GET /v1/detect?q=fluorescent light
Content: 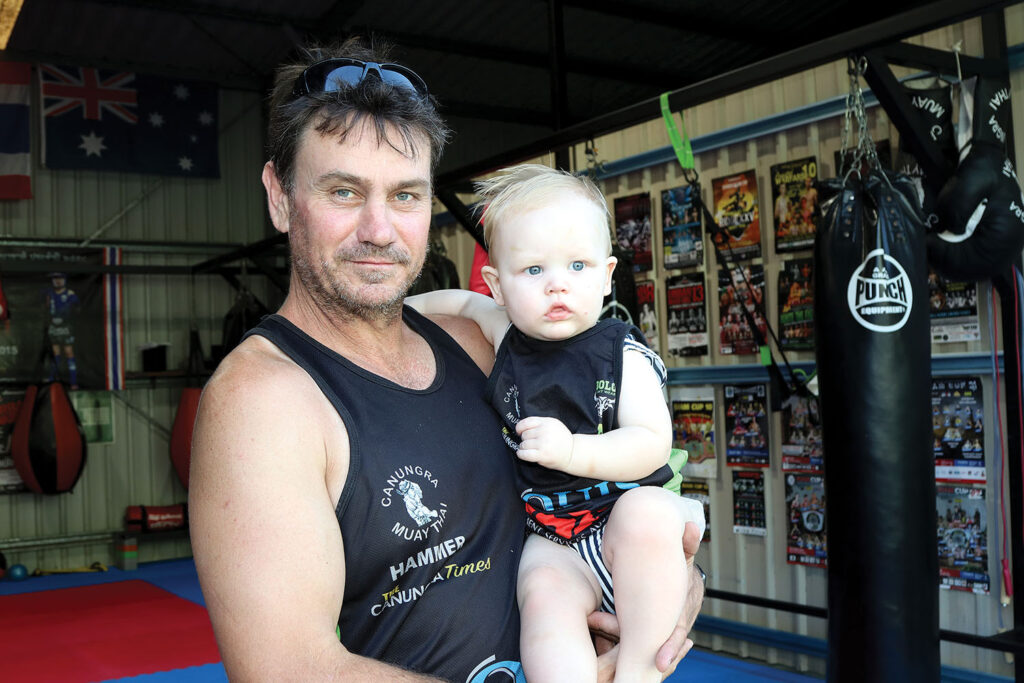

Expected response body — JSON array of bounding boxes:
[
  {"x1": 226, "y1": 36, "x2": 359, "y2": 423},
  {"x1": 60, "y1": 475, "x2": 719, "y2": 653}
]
[{"x1": 0, "y1": 0, "x2": 25, "y2": 51}]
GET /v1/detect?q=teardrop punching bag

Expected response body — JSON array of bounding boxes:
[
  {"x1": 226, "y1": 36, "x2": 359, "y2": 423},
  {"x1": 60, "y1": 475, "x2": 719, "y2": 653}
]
[
  {"x1": 814, "y1": 171, "x2": 938, "y2": 682},
  {"x1": 170, "y1": 327, "x2": 205, "y2": 489},
  {"x1": 11, "y1": 382, "x2": 87, "y2": 494}
]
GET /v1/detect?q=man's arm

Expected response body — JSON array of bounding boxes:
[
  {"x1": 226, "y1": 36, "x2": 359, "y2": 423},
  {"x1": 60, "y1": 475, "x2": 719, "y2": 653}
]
[
  {"x1": 189, "y1": 343, "x2": 440, "y2": 681},
  {"x1": 406, "y1": 290, "x2": 509, "y2": 351},
  {"x1": 515, "y1": 350, "x2": 672, "y2": 480}
]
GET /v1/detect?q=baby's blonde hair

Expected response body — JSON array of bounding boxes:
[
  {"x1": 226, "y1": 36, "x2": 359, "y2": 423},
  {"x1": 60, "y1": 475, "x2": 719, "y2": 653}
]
[{"x1": 475, "y1": 164, "x2": 612, "y2": 255}]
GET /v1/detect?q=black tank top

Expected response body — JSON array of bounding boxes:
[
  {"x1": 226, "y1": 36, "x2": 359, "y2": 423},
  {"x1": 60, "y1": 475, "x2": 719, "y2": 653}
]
[
  {"x1": 486, "y1": 319, "x2": 672, "y2": 544},
  {"x1": 246, "y1": 310, "x2": 523, "y2": 681}
]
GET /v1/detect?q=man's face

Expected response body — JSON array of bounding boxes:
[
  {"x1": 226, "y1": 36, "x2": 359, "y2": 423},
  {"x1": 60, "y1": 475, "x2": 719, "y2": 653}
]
[{"x1": 279, "y1": 119, "x2": 433, "y2": 320}]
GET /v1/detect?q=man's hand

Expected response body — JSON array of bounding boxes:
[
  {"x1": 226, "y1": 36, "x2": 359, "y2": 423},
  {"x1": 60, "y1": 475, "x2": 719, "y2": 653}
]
[
  {"x1": 516, "y1": 416, "x2": 574, "y2": 470},
  {"x1": 589, "y1": 520, "x2": 705, "y2": 681}
]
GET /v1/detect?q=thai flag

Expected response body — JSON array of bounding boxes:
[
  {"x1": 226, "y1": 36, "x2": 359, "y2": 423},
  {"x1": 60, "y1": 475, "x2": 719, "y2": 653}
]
[{"x1": 0, "y1": 61, "x2": 32, "y2": 199}]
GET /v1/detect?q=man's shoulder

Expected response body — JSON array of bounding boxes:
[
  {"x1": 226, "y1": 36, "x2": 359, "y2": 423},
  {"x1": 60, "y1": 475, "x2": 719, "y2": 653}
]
[{"x1": 204, "y1": 335, "x2": 316, "y2": 410}]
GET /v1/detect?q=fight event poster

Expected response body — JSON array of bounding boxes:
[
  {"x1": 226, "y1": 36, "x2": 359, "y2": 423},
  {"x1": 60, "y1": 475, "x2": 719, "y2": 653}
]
[
  {"x1": 932, "y1": 376, "x2": 985, "y2": 484},
  {"x1": 724, "y1": 383, "x2": 769, "y2": 467},
  {"x1": 732, "y1": 469, "x2": 766, "y2": 536},
  {"x1": 636, "y1": 280, "x2": 660, "y2": 355},
  {"x1": 0, "y1": 246, "x2": 125, "y2": 391},
  {"x1": 937, "y1": 484, "x2": 989, "y2": 594},
  {"x1": 928, "y1": 269, "x2": 980, "y2": 344},
  {"x1": 719, "y1": 264, "x2": 767, "y2": 356},
  {"x1": 770, "y1": 157, "x2": 818, "y2": 253},
  {"x1": 780, "y1": 393, "x2": 823, "y2": 473},
  {"x1": 680, "y1": 479, "x2": 711, "y2": 542},
  {"x1": 669, "y1": 385, "x2": 716, "y2": 479},
  {"x1": 665, "y1": 273, "x2": 707, "y2": 358},
  {"x1": 614, "y1": 193, "x2": 653, "y2": 273},
  {"x1": 778, "y1": 258, "x2": 815, "y2": 351},
  {"x1": 662, "y1": 185, "x2": 704, "y2": 269},
  {"x1": 711, "y1": 170, "x2": 761, "y2": 261},
  {"x1": 785, "y1": 472, "x2": 827, "y2": 567}
]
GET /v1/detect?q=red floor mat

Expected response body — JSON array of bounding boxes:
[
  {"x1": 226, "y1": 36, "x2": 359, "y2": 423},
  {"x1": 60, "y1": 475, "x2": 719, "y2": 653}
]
[{"x1": 0, "y1": 580, "x2": 220, "y2": 682}]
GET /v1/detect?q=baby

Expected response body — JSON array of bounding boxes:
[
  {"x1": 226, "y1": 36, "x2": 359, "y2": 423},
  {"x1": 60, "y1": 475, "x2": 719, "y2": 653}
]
[{"x1": 409, "y1": 164, "x2": 705, "y2": 682}]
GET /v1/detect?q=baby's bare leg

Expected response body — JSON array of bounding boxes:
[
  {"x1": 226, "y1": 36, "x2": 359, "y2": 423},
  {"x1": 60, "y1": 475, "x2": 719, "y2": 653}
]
[
  {"x1": 603, "y1": 487, "x2": 700, "y2": 682},
  {"x1": 518, "y1": 534, "x2": 603, "y2": 683}
]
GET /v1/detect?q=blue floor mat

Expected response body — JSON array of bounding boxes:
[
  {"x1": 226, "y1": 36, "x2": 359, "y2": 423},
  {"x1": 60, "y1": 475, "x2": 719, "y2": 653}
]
[{"x1": 2, "y1": 558, "x2": 826, "y2": 682}]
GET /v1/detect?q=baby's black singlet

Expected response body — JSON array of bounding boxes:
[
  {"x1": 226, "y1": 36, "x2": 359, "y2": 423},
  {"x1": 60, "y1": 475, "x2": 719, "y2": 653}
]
[
  {"x1": 245, "y1": 309, "x2": 524, "y2": 682},
  {"x1": 486, "y1": 318, "x2": 672, "y2": 545}
]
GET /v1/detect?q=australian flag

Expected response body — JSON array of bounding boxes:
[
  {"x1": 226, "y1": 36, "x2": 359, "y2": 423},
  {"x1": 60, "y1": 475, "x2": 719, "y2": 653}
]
[{"x1": 40, "y1": 64, "x2": 219, "y2": 178}]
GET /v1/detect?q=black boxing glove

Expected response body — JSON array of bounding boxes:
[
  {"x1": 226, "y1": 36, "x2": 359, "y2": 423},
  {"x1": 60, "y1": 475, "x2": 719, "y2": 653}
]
[{"x1": 928, "y1": 75, "x2": 1024, "y2": 280}]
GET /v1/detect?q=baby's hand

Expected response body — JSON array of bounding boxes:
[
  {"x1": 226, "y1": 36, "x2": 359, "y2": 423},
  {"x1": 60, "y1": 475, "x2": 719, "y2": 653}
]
[{"x1": 515, "y1": 416, "x2": 574, "y2": 471}]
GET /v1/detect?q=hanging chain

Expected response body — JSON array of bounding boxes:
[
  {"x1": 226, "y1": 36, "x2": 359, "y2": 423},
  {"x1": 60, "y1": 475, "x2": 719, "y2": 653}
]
[{"x1": 839, "y1": 56, "x2": 882, "y2": 181}]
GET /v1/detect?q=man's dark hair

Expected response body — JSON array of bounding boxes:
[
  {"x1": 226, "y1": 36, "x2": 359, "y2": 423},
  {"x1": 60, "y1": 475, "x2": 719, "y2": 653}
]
[{"x1": 266, "y1": 37, "x2": 450, "y2": 193}]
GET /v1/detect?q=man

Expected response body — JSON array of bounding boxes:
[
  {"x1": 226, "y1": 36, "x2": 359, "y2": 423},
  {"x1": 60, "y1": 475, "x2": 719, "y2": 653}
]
[{"x1": 190, "y1": 38, "x2": 703, "y2": 681}]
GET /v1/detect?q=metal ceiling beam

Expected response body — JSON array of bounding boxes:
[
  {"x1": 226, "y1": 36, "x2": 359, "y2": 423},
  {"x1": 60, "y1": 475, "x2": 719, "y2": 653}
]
[
  {"x1": 77, "y1": 0, "x2": 309, "y2": 28},
  {"x1": 440, "y1": 99, "x2": 552, "y2": 126},
  {"x1": 560, "y1": 0, "x2": 771, "y2": 49},
  {"x1": 0, "y1": 47, "x2": 266, "y2": 90},
  {"x1": 436, "y1": 0, "x2": 1015, "y2": 190},
  {"x1": 548, "y1": 0, "x2": 568, "y2": 131},
  {"x1": 346, "y1": 26, "x2": 688, "y2": 89}
]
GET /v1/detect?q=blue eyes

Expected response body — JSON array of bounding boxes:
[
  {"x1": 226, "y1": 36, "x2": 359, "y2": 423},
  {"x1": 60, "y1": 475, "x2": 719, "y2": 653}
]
[{"x1": 526, "y1": 262, "x2": 587, "y2": 275}]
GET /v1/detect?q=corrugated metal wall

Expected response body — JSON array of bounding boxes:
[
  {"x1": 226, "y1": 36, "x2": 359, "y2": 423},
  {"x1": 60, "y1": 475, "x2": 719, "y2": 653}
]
[
  {"x1": 0, "y1": 85, "x2": 276, "y2": 570},
  {"x1": 440, "y1": 11, "x2": 1024, "y2": 678}
]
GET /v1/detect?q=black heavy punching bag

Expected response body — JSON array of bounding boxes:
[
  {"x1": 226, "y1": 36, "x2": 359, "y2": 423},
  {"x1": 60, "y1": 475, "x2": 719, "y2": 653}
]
[{"x1": 814, "y1": 170, "x2": 937, "y2": 682}]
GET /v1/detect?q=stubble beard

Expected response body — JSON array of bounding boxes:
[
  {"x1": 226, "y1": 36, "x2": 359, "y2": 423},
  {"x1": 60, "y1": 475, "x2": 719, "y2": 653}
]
[{"x1": 289, "y1": 220, "x2": 427, "y2": 323}]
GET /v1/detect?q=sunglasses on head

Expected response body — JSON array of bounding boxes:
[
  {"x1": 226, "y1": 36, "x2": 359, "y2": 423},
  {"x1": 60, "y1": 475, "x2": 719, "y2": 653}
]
[{"x1": 290, "y1": 58, "x2": 429, "y2": 101}]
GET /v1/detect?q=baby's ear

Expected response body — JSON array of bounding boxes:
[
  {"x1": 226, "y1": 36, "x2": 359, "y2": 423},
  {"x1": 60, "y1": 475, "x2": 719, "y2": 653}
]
[
  {"x1": 481, "y1": 265, "x2": 505, "y2": 306},
  {"x1": 603, "y1": 256, "x2": 618, "y2": 296}
]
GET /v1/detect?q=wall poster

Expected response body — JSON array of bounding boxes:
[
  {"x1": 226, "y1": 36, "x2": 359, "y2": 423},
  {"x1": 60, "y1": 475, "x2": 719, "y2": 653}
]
[
  {"x1": 662, "y1": 185, "x2": 704, "y2": 269},
  {"x1": 770, "y1": 156, "x2": 818, "y2": 253},
  {"x1": 669, "y1": 385, "x2": 716, "y2": 479},
  {"x1": 711, "y1": 169, "x2": 761, "y2": 261},
  {"x1": 733, "y1": 469, "x2": 766, "y2": 536},
  {"x1": 780, "y1": 393, "x2": 823, "y2": 473},
  {"x1": 932, "y1": 376, "x2": 985, "y2": 484},
  {"x1": 928, "y1": 270, "x2": 980, "y2": 344},
  {"x1": 937, "y1": 484, "x2": 989, "y2": 594},
  {"x1": 785, "y1": 472, "x2": 827, "y2": 568},
  {"x1": 724, "y1": 383, "x2": 769, "y2": 467},
  {"x1": 719, "y1": 263, "x2": 767, "y2": 356},
  {"x1": 778, "y1": 258, "x2": 814, "y2": 351},
  {"x1": 680, "y1": 479, "x2": 711, "y2": 542},
  {"x1": 635, "y1": 279, "x2": 660, "y2": 355},
  {"x1": 665, "y1": 273, "x2": 707, "y2": 358},
  {"x1": 614, "y1": 193, "x2": 653, "y2": 273}
]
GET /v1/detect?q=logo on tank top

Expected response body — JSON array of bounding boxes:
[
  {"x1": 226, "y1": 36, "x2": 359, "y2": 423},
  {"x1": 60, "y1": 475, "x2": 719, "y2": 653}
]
[
  {"x1": 847, "y1": 249, "x2": 912, "y2": 333},
  {"x1": 381, "y1": 465, "x2": 448, "y2": 541},
  {"x1": 593, "y1": 379, "x2": 616, "y2": 432}
]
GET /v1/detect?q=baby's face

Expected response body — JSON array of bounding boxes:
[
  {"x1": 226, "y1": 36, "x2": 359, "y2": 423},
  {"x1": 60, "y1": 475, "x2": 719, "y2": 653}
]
[{"x1": 488, "y1": 195, "x2": 616, "y2": 341}]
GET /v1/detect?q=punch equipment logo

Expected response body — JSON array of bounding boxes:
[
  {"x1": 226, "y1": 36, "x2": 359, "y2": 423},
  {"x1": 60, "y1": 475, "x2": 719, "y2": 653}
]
[{"x1": 847, "y1": 248, "x2": 912, "y2": 333}]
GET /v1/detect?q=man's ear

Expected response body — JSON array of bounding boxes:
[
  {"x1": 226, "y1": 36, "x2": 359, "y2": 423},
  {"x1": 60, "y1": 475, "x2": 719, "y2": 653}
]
[
  {"x1": 262, "y1": 162, "x2": 291, "y2": 234},
  {"x1": 480, "y1": 265, "x2": 505, "y2": 306},
  {"x1": 603, "y1": 256, "x2": 618, "y2": 296}
]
